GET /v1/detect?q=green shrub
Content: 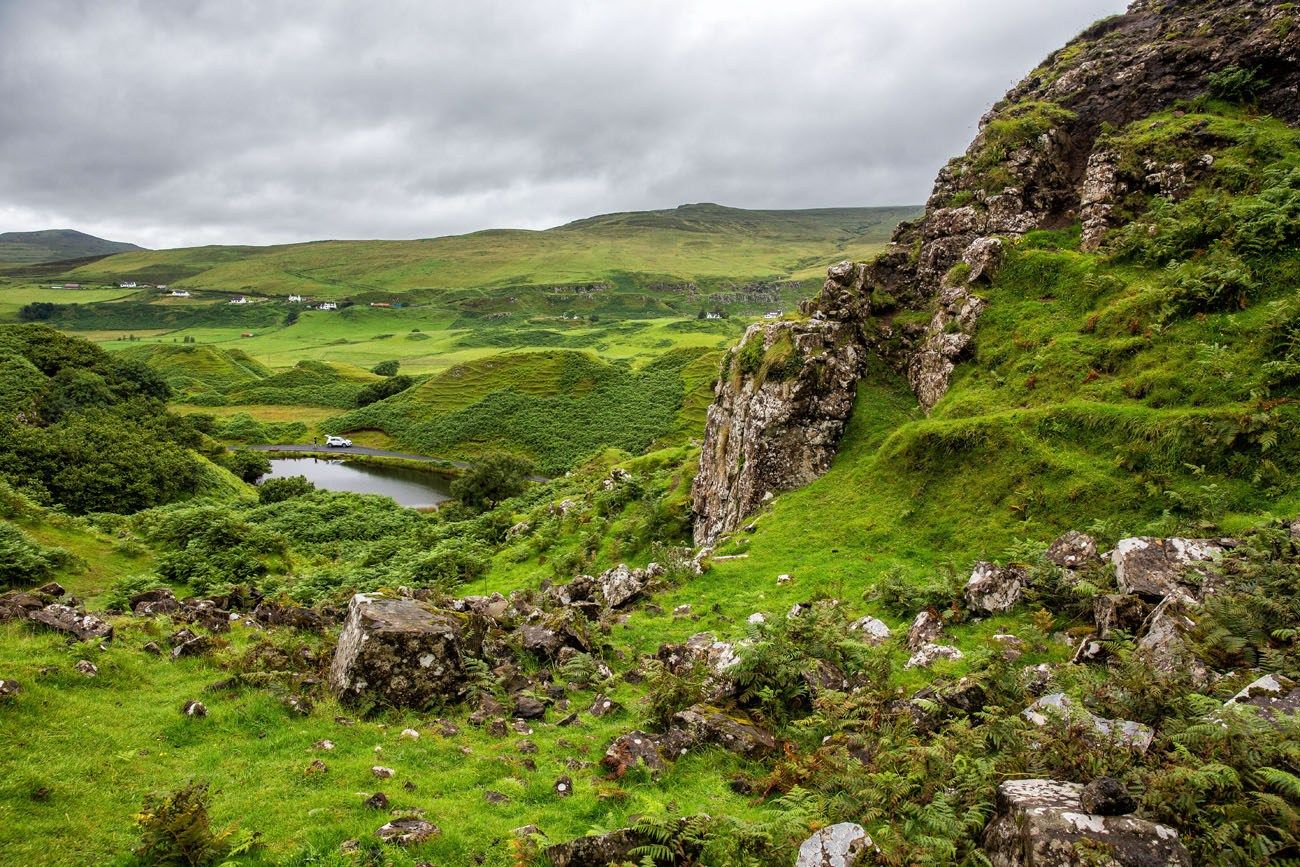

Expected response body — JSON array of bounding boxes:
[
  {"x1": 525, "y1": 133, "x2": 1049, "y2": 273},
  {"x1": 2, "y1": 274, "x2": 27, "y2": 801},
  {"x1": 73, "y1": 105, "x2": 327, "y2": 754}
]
[
  {"x1": 222, "y1": 450, "x2": 271, "y2": 484},
  {"x1": 132, "y1": 781, "x2": 246, "y2": 866},
  {"x1": 371, "y1": 359, "x2": 400, "y2": 377},
  {"x1": 0, "y1": 522, "x2": 72, "y2": 587},
  {"x1": 450, "y1": 453, "x2": 534, "y2": 511},
  {"x1": 1206, "y1": 66, "x2": 1269, "y2": 104},
  {"x1": 257, "y1": 475, "x2": 316, "y2": 504}
]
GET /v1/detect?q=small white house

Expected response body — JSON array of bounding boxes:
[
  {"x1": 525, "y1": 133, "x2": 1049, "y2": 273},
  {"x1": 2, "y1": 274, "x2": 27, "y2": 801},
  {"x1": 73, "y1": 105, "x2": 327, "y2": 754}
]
[
  {"x1": 49, "y1": 283, "x2": 64, "y2": 289},
  {"x1": 118, "y1": 281, "x2": 137, "y2": 289},
  {"x1": 763, "y1": 310, "x2": 783, "y2": 319},
  {"x1": 287, "y1": 294, "x2": 304, "y2": 303},
  {"x1": 169, "y1": 289, "x2": 191, "y2": 298},
  {"x1": 229, "y1": 296, "x2": 249, "y2": 305},
  {"x1": 318, "y1": 301, "x2": 338, "y2": 311},
  {"x1": 705, "y1": 311, "x2": 723, "y2": 320}
]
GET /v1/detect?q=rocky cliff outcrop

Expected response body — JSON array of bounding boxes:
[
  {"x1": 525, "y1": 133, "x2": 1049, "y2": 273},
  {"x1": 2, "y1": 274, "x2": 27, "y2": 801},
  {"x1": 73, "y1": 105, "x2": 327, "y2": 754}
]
[
  {"x1": 693, "y1": 0, "x2": 1298, "y2": 542},
  {"x1": 691, "y1": 267, "x2": 863, "y2": 545}
]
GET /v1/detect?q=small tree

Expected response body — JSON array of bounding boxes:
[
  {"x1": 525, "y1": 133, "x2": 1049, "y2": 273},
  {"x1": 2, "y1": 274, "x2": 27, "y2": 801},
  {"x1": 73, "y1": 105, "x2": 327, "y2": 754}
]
[
  {"x1": 371, "y1": 359, "x2": 400, "y2": 377},
  {"x1": 450, "y1": 453, "x2": 534, "y2": 511},
  {"x1": 224, "y1": 450, "x2": 271, "y2": 484},
  {"x1": 257, "y1": 475, "x2": 315, "y2": 504}
]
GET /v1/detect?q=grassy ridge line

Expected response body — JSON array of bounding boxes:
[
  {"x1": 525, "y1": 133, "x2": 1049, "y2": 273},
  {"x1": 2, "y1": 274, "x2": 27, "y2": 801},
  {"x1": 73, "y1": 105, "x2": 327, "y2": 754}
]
[{"x1": 60, "y1": 204, "x2": 917, "y2": 298}]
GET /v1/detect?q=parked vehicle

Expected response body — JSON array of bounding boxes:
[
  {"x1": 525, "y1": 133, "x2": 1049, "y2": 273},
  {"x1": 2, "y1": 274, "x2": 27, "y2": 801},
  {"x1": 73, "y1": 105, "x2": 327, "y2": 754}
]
[{"x1": 324, "y1": 435, "x2": 353, "y2": 448}]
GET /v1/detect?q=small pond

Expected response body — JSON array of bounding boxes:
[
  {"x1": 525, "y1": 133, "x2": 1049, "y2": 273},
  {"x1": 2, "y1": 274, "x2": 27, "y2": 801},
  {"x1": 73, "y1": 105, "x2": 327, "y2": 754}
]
[{"x1": 260, "y1": 457, "x2": 453, "y2": 508}]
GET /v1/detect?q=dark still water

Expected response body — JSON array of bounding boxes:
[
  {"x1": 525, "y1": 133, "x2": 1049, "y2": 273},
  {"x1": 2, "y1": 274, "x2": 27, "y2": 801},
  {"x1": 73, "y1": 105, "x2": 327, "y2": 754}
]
[{"x1": 260, "y1": 457, "x2": 453, "y2": 507}]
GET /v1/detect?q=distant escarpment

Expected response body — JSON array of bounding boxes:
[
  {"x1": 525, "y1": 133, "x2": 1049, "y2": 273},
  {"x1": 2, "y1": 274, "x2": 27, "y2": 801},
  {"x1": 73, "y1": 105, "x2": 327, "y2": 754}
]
[{"x1": 693, "y1": 0, "x2": 1299, "y2": 544}]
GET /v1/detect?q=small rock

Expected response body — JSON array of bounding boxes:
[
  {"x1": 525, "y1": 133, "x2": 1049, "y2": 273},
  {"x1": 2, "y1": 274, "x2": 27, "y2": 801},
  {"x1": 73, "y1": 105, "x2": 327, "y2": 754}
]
[
  {"x1": 1023, "y1": 693, "x2": 1153, "y2": 752},
  {"x1": 777, "y1": 573, "x2": 792, "y2": 585},
  {"x1": 747, "y1": 612, "x2": 766, "y2": 625},
  {"x1": 372, "y1": 766, "x2": 395, "y2": 779},
  {"x1": 905, "y1": 644, "x2": 963, "y2": 669},
  {"x1": 1045, "y1": 531, "x2": 1100, "y2": 569},
  {"x1": 30, "y1": 605, "x2": 113, "y2": 642},
  {"x1": 848, "y1": 615, "x2": 891, "y2": 644},
  {"x1": 400, "y1": 728, "x2": 420, "y2": 740},
  {"x1": 1225, "y1": 673, "x2": 1300, "y2": 725},
  {"x1": 305, "y1": 759, "x2": 328, "y2": 775},
  {"x1": 554, "y1": 775, "x2": 573, "y2": 797},
  {"x1": 513, "y1": 695, "x2": 546, "y2": 720},
  {"x1": 907, "y1": 610, "x2": 943, "y2": 650},
  {"x1": 375, "y1": 817, "x2": 439, "y2": 846},
  {"x1": 588, "y1": 694, "x2": 621, "y2": 717},
  {"x1": 181, "y1": 700, "x2": 207, "y2": 717},
  {"x1": 364, "y1": 791, "x2": 390, "y2": 810},
  {"x1": 965, "y1": 562, "x2": 1025, "y2": 614},
  {"x1": 484, "y1": 790, "x2": 510, "y2": 804},
  {"x1": 314, "y1": 739, "x2": 335, "y2": 751},
  {"x1": 672, "y1": 604, "x2": 692, "y2": 617},
  {"x1": 0, "y1": 679, "x2": 19, "y2": 699},
  {"x1": 75, "y1": 659, "x2": 98, "y2": 677},
  {"x1": 517, "y1": 739, "x2": 538, "y2": 755},
  {"x1": 339, "y1": 839, "x2": 359, "y2": 853},
  {"x1": 141, "y1": 641, "x2": 162, "y2": 655},
  {"x1": 1080, "y1": 777, "x2": 1137, "y2": 816}
]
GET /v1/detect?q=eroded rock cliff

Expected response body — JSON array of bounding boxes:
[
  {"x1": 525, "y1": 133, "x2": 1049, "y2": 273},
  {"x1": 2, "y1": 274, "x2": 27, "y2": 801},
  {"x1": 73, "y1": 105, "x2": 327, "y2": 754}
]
[{"x1": 693, "y1": 0, "x2": 1299, "y2": 544}]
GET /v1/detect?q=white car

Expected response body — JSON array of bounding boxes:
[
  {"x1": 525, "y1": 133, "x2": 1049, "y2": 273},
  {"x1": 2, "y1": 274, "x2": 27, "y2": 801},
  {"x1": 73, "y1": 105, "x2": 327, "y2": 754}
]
[{"x1": 324, "y1": 435, "x2": 353, "y2": 448}]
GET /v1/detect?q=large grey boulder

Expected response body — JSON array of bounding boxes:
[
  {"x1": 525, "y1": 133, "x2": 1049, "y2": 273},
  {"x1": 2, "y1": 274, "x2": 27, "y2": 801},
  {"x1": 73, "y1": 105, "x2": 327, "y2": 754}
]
[
  {"x1": 965, "y1": 562, "x2": 1025, "y2": 614},
  {"x1": 28, "y1": 604, "x2": 113, "y2": 642},
  {"x1": 848, "y1": 615, "x2": 891, "y2": 644},
  {"x1": 983, "y1": 779, "x2": 1190, "y2": 866},
  {"x1": 672, "y1": 704, "x2": 776, "y2": 759},
  {"x1": 329, "y1": 594, "x2": 466, "y2": 709},
  {"x1": 907, "y1": 610, "x2": 944, "y2": 650},
  {"x1": 796, "y1": 822, "x2": 873, "y2": 867},
  {"x1": 1110, "y1": 538, "x2": 1224, "y2": 602}
]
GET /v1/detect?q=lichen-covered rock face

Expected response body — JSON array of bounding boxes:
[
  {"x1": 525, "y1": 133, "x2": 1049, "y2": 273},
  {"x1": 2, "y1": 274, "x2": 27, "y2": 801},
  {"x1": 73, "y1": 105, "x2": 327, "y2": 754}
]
[
  {"x1": 671, "y1": 704, "x2": 776, "y2": 759},
  {"x1": 965, "y1": 562, "x2": 1025, "y2": 614},
  {"x1": 691, "y1": 305, "x2": 862, "y2": 545},
  {"x1": 1226, "y1": 673, "x2": 1300, "y2": 724},
  {"x1": 796, "y1": 822, "x2": 873, "y2": 867},
  {"x1": 28, "y1": 604, "x2": 113, "y2": 642},
  {"x1": 329, "y1": 594, "x2": 466, "y2": 710},
  {"x1": 1023, "y1": 693, "x2": 1153, "y2": 753},
  {"x1": 1110, "y1": 537, "x2": 1225, "y2": 602},
  {"x1": 983, "y1": 779, "x2": 1191, "y2": 866}
]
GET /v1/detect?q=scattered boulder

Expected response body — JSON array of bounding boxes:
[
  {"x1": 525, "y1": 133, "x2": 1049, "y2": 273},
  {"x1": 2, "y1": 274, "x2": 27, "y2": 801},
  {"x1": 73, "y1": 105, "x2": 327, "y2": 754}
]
[
  {"x1": 1080, "y1": 777, "x2": 1137, "y2": 816},
  {"x1": 1111, "y1": 538, "x2": 1224, "y2": 602},
  {"x1": 36, "y1": 581, "x2": 65, "y2": 598},
  {"x1": 553, "y1": 775, "x2": 573, "y2": 797},
  {"x1": 375, "y1": 817, "x2": 439, "y2": 846},
  {"x1": 171, "y1": 635, "x2": 213, "y2": 660},
  {"x1": 1093, "y1": 594, "x2": 1150, "y2": 638},
  {"x1": 513, "y1": 695, "x2": 546, "y2": 720},
  {"x1": 252, "y1": 602, "x2": 323, "y2": 631},
  {"x1": 141, "y1": 641, "x2": 162, "y2": 655},
  {"x1": 364, "y1": 792, "x2": 389, "y2": 810},
  {"x1": 905, "y1": 644, "x2": 963, "y2": 669},
  {"x1": 372, "y1": 766, "x2": 395, "y2": 779},
  {"x1": 329, "y1": 594, "x2": 466, "y2": 709},
  {"x1": 1023, "y1": 693, "x2": 1153, "y2": 753},
  {"x1": 181, "y1": 700, "x2": 207, "y2": 717},
  {"x1": 848, "y1": 615, "x2": 891, "y2": 644},
  {"x1": 588, "y1": 694, "x2": 621, "y2": 717},
  {"x1": 74, "y1": 659, "x2": 98, "y2": 677},
  {"x1": 1045, "y1": 532, "x2": 1100, "y2": 570},
  {"x1": 672, "y1": 704, "x2": 775, "y2": 759},
  {"x1": 0, "y1": 679, "x2": 19, "y2": 699},
  {"x1": 1225, "y1": 673, "x2": 1300, "y2": 724},
  {"x1": 545, "y1": 829, "x2": 643, "y2": 867},
  {"x1": 1133, "y1": 599, "x2": 1209, "y2": 686},
  {"x1": 907, "y1": 610, "x2": 944, "y2": 650},
  {"x1": 982, "y1": 779, "x2": 1190, "y2": 866},
  {"x1": 962, "y1": 236, "x2": 1004, "y2": 283},
  {"x1": 965, "y1": 562, "x2": 1025, "y2": 614},
  {"x1": 520, "y1": 624, "x2": 564, "y2": 657},
  {"x1": 484, "y1": 790, "x2": 510, "y2": 805},
  {"x1": 602, "y1": 730, "x2": 669, "y2": 778},
  {"x1": 796, "y1": 822, "x2": 873, "y2": 867},
  {"x1": 598, "y1": 564, "x2": 647, "y2": 608},
  {"x1": 29, "y1": 605, "x2": 113, "y2": 642}
]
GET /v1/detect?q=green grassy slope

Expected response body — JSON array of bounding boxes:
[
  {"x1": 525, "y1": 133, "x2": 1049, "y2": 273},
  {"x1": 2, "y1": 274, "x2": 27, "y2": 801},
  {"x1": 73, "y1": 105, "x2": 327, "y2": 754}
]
[
  {"x1": 62, "y1": 204, "x2": 917, "y2": 298},
  {"x1": 0, "y1": 229, "x2": 143, "y2": 264}
]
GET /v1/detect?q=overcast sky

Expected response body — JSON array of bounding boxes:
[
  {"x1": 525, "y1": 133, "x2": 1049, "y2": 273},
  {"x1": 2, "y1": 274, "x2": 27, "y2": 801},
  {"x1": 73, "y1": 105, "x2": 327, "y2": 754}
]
[{"x1": 0, "y1": 0, "x2": 1128, "y2": 249}]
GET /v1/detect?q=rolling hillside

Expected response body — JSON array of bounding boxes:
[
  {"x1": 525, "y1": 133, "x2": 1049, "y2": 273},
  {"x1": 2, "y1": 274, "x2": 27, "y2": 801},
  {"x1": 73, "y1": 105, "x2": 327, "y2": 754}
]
[
  {"x1": 0, "y1": 229, "x2": 142, "y2": 264},
  {"x1": 59, "y1": 204, "x2": 918, "y2": 298}
]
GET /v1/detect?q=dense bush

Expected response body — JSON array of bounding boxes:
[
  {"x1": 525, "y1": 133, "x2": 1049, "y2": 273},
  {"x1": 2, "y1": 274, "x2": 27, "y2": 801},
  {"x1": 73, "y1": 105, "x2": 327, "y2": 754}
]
[
  {"x1": 450, "y1": 453, "x2": 534, "y2": 511},
  {"x1": 0, "y1": 522, "x2": 73, "y2": 587},
  {"x1": 371, "y1": 359, "x2": 400, "y2": 377},
  {"x1": 354, "y1": 374, "x2": 414, "y2": 407},
  {"x1": 222, "y1": 450, "x2": 271, "y2": 483},
  {"x1": 257, "y1": 475, "x2": 315, "y2": 504}
]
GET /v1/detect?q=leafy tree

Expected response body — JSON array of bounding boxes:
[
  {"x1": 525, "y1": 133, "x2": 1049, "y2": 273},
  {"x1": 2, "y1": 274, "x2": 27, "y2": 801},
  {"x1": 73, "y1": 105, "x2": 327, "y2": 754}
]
[
  {"x1": 354, "y1": 374, "x2": 413, "y2": 407},
  {"x1": 17, "y1": 302, "x2": 57, "y2": 321},
  {"x1": 371, "y1": 359, "x2": 400, "y2": 377},
  {"x1": 224, "y1": 449, "x2": 271, "y2": 483},
  {"x1": 450, "y1": 453, "x2": 534, "y2": 511}
]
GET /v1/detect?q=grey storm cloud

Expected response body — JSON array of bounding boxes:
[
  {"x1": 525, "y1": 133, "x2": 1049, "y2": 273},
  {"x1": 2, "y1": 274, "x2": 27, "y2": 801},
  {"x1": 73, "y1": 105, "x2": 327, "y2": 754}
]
[{"x1": 0, "y1": 0, "x2": 1129, "y2": 248}]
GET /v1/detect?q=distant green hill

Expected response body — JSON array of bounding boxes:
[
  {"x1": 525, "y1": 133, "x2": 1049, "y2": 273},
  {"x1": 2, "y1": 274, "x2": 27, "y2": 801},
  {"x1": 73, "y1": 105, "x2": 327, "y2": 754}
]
[
  {"x1": 0, "y1": 229, "x2": 143, "y2": 264},
  {"x1": 63, "y1": 204, "x2": 919, "y2": 298}
]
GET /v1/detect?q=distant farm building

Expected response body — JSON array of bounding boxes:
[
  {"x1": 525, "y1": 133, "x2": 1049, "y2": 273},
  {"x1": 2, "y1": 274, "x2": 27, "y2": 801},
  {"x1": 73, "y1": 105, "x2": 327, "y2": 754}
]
[
  {"x1": 229, "y1": 296, "x2": 249, "y2": 304},
  {"x1": 49, "y1": 283, "x2": 64, "y2": 289},
  {"x1": 241, "y1": 332, "x2": 254, "y2": 338},
  {"x1": 118, "y1": 281, "x2": 137, "y2": 288},
  {"x1": 318, "y1": 301, "x2": 338, "y2": 311},
  {"x1": 287, "y1": 294, "x2": 305, "y2": 303},
  {"x1": 63, "y1": 282, "x2": 81, "y2": 289},
  {"x1": 369, "y1": 302, "x2": 392, "y2": 308},
  {"x1": 168, "y1": 289, "x2": 190, "y2": 298}
]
